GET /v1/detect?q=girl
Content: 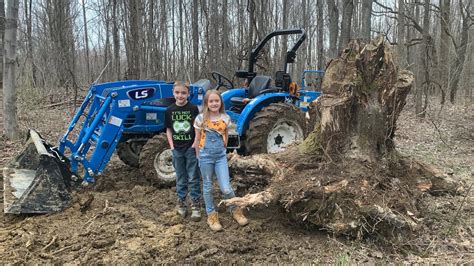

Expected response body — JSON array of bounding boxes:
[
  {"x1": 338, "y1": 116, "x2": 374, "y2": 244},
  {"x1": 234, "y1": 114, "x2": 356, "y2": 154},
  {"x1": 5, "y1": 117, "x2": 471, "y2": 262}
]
[{"x1": 194, "y1": 90, "x2": 249, "y2": 231}]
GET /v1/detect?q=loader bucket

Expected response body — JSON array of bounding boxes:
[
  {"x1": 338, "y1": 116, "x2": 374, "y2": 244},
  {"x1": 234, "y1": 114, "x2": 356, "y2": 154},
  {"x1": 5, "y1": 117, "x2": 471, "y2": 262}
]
[{"x1": 3, "y1": 130, "x2": 73, "y2": 214}]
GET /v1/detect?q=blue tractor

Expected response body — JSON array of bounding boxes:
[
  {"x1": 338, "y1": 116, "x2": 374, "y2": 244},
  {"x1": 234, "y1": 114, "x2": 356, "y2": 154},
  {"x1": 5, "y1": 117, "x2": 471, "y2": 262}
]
[
  {"x1": 138, "y1": 29, "x2": 322, "y2": 185},
  {"x1": 3, "y1": 80, "x2": 210, "y2": 213},
  {"x1": 3, "y1": 29, "x2": 322, "y2": 214},
  {"x1": 211, "y1": 29, "x2": 321, "y2": 154}
]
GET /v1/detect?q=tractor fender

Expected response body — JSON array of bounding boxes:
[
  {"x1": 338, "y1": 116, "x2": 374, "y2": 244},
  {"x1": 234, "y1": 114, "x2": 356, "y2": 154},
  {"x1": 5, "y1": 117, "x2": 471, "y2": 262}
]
[
  {"x1": 221, "y1": 88, "x2": 246, "y2": 108},
  {"x1": 235, "y1": 93, "x2": 292, "y2": 135}
]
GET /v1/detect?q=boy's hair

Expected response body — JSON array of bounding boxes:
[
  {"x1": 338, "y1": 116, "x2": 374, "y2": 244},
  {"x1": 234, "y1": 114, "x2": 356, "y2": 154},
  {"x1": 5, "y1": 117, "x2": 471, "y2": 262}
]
[
  {"x1": 202, "y1": 90, "x2": 225, "y2": 128},
  {"x1": 173, "y1": 81, "x2": 190, "y2": 91}
]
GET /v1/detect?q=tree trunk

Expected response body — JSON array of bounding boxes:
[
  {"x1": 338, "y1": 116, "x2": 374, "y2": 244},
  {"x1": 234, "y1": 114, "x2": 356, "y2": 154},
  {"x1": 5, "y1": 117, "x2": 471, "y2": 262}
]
[
  {"x1": 316, "y1": 0, "x2": 324, "y2": 70},
  {"x1": 125, "y1": 0, "x2": 141, "y2": 80},
  {"x1": 192, "y1": 0, "x2": 199, "y2": 80},
  {"x1": 360, "y1": 0, "x2": 373, "y2": 42},
  {"x1": 0, "y1": 0, "x2": 4, "y2": 134},
  {"x1": 419, "y1": 0, "x2": 431, "y2": 117},
  {"x1": 3, "y1": 0, "x2": 19, "y2": 139},
  {"x1": 448, "y1": 1, "x2": 470, "y2": 104},
  {"x1": 439, "y1": 0, "x2": 450, "y2": 104},
  {"x1": 338, "y1": 0, "x2": 354, "y2": 54},
  {"x1": 82, "y1": 0, "x2": 91, "y2": 82},
  {"x1": 280, "y1": 0, "x2": 288, "y2": 66},
  {"x1": 46, "y1": 1, "x2": 77, "y2": 95},
  {"x1": 413, "y1": 1, "x2": 423, "y2": 117},
  {"x1": 397, "y1": 0, "x2": 408, "y2": 69},
  {"x1": 179, "y1": 0, "x2": 184, "y2": 79},
  {"x1": 327, "y1": 0, "x2": 338, "y2": 59},
  {"x1": 25, "y1": 0, "x2": 36, "y2": 87},
  {"x1": 112, "y1": 0, "x2": 120, "y2": 80},
  {"x1": 465, "y1": 2, "x2": 474, "y2": 102}
]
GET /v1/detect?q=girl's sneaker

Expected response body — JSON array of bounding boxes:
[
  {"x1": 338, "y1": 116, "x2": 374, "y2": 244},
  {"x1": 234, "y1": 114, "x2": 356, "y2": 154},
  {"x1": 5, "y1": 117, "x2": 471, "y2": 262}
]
[
  {"x1": 207, "y1": 212, "x2": 223, "y2": 231},
  {"x1": 232, "y1": 207, "x2": 249, "y2": 226}
]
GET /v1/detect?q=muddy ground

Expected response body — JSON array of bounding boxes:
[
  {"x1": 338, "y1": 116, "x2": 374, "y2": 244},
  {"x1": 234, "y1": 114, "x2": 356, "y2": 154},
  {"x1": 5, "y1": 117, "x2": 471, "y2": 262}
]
[{"x1": 0, "y1": 94, "x2": 472, "y2": 264}]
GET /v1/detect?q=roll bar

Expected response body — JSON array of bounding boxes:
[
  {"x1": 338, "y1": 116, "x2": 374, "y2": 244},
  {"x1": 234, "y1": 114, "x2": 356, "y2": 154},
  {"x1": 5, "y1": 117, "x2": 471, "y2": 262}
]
[{"x1": 236, "y1": 29, "x2": 306, "y2": 83}]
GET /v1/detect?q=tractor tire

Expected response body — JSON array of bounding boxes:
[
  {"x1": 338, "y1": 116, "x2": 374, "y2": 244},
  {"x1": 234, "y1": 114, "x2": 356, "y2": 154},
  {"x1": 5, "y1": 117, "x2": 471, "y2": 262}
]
[
  {"x1": 116, "y1": 139, "x2": 145, "y2": 168},
  {"x1": 245, "y1": 102, "x2": 307, "y2": 154},
  {"x1": 139, "y1": 133, "x2": 176, "y2": 186}
]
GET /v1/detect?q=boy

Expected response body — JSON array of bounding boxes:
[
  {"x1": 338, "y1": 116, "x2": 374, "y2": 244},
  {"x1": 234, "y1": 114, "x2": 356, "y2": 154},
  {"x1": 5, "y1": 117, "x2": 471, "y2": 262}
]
[{"x1": 165, "y1": 81, "x2": 201, "y2": 221}]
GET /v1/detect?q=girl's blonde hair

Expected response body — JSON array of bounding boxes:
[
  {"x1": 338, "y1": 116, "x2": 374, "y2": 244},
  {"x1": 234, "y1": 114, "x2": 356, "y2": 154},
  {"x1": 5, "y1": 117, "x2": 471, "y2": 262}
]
[{"x1": 202, "y1": 90, "x2": 225, "y2": 128}]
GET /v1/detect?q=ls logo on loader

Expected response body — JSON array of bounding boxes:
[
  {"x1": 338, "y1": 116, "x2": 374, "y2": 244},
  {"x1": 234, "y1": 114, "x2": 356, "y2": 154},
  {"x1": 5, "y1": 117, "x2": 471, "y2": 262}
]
[{"x1": 127, "y1": 87, "x2": 155, "y2": 100}]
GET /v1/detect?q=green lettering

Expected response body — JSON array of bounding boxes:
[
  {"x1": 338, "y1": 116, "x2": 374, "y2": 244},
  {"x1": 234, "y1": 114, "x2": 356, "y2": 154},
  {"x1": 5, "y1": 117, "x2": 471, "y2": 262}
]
[{"x1": 172, "y1": 112, "x2": 192, "y2": 121}]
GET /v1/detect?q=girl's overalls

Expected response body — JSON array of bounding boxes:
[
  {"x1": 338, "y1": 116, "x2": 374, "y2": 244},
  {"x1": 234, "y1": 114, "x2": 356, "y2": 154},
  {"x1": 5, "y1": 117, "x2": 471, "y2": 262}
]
[{"x1": 199, "y1": 129, "x2": 236, "y2": 214}]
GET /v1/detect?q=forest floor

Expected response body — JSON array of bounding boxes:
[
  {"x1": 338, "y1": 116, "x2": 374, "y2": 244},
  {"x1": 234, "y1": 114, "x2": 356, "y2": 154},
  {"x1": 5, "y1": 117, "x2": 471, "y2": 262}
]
[{"x1": 0, "y1": 92, "x2": 472, "y2": 264}]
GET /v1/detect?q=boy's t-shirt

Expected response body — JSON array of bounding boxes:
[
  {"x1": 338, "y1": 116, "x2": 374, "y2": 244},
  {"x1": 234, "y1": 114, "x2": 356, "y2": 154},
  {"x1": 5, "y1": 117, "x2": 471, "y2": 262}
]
[{"x1": 165, "y1": 102, "x2": 199, "y2": 150}]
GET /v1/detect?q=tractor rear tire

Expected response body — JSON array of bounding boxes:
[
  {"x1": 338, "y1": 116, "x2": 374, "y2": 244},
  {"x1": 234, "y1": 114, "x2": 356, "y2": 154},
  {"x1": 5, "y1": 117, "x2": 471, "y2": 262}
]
[
  {"x1": 139, "y1": 133, "x2": 176, "y2": 186},
  {"x1": 116, "y1": 139, "x2": 145, "y2": 168},
  {"x1": 245, "y1": 102, "x2": 307, "y2": 154}
]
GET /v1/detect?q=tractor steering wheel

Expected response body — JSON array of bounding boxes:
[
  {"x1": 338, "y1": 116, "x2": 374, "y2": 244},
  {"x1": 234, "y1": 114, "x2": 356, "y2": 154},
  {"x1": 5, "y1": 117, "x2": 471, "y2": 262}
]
[{"x1": 211, "y1": 71, "x2": 234, "y2": 91}]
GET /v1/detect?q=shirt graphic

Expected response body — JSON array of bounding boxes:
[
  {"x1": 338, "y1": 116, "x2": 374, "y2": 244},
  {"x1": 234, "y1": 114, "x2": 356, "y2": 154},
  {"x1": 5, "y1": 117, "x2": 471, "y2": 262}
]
[
  {"x1": 165, "y1": 102, "x2": 199, "y2": 150},
  {"x1": 171, "y1": 111, "x2": 193, "y2": 141}
]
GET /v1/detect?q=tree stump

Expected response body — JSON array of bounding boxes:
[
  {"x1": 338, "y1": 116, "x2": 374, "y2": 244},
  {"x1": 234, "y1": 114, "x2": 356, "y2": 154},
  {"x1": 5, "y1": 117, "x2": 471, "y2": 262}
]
[{"x1": 223, "y1": 36, "x2": 465, "y2": 239}]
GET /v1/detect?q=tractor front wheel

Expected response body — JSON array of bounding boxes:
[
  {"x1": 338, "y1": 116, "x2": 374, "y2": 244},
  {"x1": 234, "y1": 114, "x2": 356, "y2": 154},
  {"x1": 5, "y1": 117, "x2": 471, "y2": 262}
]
[
  {"x1": 245, "y1": 103, "x2": 307, "y2": 154},
  {"x1": 139, "y1": 133, "x2": 176, "y2": 186},
  {"x1": 116, "y1": 139, "x2": 146, "y2": 168}
]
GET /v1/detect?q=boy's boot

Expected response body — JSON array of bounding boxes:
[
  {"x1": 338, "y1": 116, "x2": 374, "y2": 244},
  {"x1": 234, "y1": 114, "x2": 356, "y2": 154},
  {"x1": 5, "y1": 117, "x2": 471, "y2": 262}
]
[
  {"x1": 190, "y1": 200, "x2": 202, "y2": 222},
  {"x1": 232, "y1": 207, "x2": 249, "y2": 226},
  {"x1": 207, "y1": 212, "x2": 223, "y2": 231},
  {"x1": 176, "y1": 199, "x2": 187, "y2": 218}
]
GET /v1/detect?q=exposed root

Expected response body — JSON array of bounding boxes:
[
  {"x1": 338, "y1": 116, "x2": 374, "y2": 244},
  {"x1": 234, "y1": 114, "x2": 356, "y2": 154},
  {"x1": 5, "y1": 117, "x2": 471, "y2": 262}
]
[
  {"x1": 410, "y1": 160, "x2": 465, "y2": 195},
  {"x1": 324, "y1": 179, "x2": 348, "y2": 193},
  {"x1": 361, "y1": 204, "x2": 418, "y2": 230},
  {"x1": 228, "y1": 152, "x2": 284, "y2": 180},
  {"x1": 219, "y1": 189, "x2": 274, "y2": 207}
]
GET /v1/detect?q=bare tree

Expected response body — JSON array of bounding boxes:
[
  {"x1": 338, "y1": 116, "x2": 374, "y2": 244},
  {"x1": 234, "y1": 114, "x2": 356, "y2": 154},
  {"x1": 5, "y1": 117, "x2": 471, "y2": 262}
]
[
  {"x1": 3, "y1": 0, "x2": 19, "y2": 139},
  {"x1": 0, "y1": 0, "x2": 4, "y2": 134},
  {"x1": 327, "y1": 0, "x2": 338, "y2": 59},
  {"x1": 438, "y1": 0, "x2": 450, "y2": 104},
  {"x1": 82, "y1": 0, "x2": 91, "y2": 82},
  {"x1": 418, "y1": 0, "x2": 433, "y2": 117},
  {"x1": 397, "y1": 0, "x2": 408, "y2": 69},
  {"x1": 112, "y1": 0, "x2": 120, "y2": 80},
  {"x1": 464, "y1": 2, "x2": 474, "y2": 101},
  {"x1": 448, "y1": 1, "x2": 471, "y2": 103},
  {"x1": 46, "y1": 1, "x2": 78, "y2": 95},
  {"x1": 3, "y1": 0, "x2": 471, "y2": 113},
  {"x1": 123, "y1": 0, "x2": 141, "y2": 80},
  {"x1": 338, "y1": 0, "x2": 354, "y2": 54},
  {"x1": 192, "y1": 0, "x2": 199, "y2": 79},
  {"x1": 316, "y1": 0, "x2": 324, "y2": 70},
  {"x1": 360, "y1": 0, "x2": 373, "y2": 41},
  {"x1": 24, "y1": 0, "x2": 36, "y2": 87}
]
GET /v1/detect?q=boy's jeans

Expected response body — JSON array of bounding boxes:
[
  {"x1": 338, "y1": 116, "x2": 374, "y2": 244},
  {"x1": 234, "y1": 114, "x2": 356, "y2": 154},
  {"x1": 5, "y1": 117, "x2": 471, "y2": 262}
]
[
  {"x1": 172, "y1": 147, "x2": 200, "y2": 203},
  {"x1": 198, "y1": 130, "x2": 235, "y2": 214}
]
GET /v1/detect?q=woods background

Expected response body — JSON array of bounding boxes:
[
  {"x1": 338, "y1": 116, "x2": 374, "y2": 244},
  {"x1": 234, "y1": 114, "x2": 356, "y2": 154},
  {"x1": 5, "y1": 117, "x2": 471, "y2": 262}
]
[{"x1": 0, "y1": 0, "x2": 473, "y2": 137}]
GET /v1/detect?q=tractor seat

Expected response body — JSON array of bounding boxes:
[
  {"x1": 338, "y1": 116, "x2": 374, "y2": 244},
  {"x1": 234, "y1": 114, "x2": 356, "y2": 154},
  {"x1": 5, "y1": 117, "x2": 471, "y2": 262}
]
[{"x1": 230, "y1": 75, "x2": 272, "y2": 106}]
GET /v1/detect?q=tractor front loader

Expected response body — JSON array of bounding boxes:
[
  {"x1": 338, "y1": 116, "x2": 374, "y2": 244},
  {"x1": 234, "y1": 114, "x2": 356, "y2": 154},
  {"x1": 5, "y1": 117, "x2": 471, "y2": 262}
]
[{"x1": 3, "y1": 80, "x2": 208, "y2": 214}]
